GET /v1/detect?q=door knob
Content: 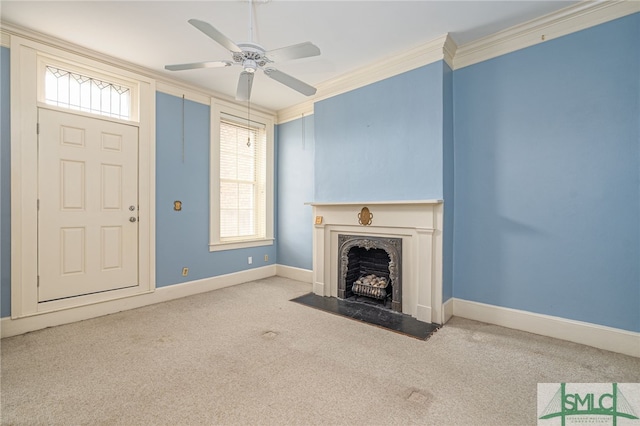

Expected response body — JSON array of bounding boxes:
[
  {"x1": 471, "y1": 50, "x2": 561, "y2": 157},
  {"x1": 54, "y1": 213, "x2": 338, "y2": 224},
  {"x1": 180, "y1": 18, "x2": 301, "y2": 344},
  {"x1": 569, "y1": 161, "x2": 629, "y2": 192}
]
[{"x1": 129, "y1": 217, "x2": 137, "y2": 222}]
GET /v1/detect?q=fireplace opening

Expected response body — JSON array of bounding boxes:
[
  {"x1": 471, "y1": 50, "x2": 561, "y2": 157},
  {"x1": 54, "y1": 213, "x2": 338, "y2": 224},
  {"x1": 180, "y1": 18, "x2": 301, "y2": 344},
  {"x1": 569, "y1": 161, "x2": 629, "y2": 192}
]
[
  {"x1": 338, "y1": 235, "x2": 402, "y2": 313},
  {"x1": 346, "y1": 247, "x2": 391, "y2": 307}
]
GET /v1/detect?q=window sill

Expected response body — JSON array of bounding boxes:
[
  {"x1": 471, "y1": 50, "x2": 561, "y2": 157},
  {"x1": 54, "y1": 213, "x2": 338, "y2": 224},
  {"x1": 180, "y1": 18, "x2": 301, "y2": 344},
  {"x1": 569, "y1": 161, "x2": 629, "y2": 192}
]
[{"x1": 209, "y1": 238, "x2": 274, "y2": 252}]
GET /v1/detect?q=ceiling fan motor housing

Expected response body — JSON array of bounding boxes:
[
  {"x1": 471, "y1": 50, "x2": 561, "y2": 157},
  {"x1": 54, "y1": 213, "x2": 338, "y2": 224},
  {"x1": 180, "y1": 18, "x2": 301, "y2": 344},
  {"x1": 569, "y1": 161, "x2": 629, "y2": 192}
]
[{"x1": 234, "y1": 42, "x2": 269, "y2": 73}]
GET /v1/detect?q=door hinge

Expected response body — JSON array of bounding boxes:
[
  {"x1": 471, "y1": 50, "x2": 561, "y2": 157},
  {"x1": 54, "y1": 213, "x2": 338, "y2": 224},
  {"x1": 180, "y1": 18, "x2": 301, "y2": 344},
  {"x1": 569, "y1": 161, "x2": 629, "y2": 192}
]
[
  {"x1": 37, "y1": 276, "x2": 40, "y2": 287},
  {"x1": 37, "y1": 199, "x2": 40, "y2": 210},
  {"x1": 37, "y1": 123, "x2": 40, "y2": 135}
]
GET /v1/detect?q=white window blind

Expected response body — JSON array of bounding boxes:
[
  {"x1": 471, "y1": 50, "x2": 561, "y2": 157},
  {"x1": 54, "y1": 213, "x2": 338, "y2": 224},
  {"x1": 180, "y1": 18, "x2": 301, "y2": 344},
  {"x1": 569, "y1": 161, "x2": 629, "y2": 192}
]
[{"x1": 219, "y1": 114, "x2": 267, "y2": 242}]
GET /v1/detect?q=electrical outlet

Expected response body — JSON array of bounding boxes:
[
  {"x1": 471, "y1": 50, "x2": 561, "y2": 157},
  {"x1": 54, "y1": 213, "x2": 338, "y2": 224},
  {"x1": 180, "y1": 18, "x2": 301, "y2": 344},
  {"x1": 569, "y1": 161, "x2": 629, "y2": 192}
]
[
  {"x1": 248, "y1": 256, "x2": 252, "y2": 265},
  {"x1": 264, "y1": 254, "x2": 269, "y2": 262},
  {"x1": 182, "y1": 267, "x2": 189, "y2": 276}
]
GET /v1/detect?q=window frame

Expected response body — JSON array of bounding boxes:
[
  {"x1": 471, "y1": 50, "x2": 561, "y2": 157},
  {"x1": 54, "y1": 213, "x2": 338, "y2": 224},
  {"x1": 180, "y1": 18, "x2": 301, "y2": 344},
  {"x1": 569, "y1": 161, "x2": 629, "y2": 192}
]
[
  {"x1": 37, "y1": 54, "x2": 140, "y2": 122},
  {"x1": 209, "y1": 99, "x2": 274, "y2": 252}
]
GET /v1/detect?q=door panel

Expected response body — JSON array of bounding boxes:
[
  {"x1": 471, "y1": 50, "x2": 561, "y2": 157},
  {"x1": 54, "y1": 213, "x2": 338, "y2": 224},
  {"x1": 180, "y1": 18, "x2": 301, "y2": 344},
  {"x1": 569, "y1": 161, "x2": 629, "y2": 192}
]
[{"x1": 38, "y1": 108, "x2": 139, "y2": 302}]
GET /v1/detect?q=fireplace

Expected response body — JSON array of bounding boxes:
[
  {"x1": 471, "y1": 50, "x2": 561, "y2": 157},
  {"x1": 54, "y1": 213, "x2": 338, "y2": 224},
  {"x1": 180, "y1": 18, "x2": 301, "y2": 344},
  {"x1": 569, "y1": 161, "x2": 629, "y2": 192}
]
[
  {"x1": 309, "y1": 200, "x2": 444, "y2": 324},
  {"x1": 338, "y1": 234, "x2": 402, "y2": 312}
]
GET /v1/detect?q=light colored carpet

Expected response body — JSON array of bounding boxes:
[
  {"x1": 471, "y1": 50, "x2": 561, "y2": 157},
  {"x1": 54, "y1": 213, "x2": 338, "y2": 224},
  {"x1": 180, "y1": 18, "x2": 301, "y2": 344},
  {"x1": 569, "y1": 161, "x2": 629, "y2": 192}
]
[{"x1": 1, "y1": 277, "x2": 639, "y2": 425}]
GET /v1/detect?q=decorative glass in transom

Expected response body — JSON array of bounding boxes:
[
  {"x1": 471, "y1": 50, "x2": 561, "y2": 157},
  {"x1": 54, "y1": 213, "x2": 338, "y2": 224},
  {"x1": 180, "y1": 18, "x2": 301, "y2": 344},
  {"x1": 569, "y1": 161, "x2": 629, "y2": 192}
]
[{"x1": 44, "y1": 66, "x2": 131, "y2": 120}]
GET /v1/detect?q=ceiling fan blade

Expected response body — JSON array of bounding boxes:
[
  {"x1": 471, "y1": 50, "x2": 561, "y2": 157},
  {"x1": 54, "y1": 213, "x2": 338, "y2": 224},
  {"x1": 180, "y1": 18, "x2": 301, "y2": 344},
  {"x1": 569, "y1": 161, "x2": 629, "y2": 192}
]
[
  {"x1": 263, "y1": 68, "x2": 317, "y2": 96},
  {"x1": 188, "y1": 19, "x2": 242, "y2": 53},
  {"x1": 265, "y1": 42, "x2": 321, "y2": 62},
  {"x1": 236, "y1": 71, "x2": 254, "y2": 102},
  {"x1": 165, "y1": 61, "x2": 232, "y2": 71}
]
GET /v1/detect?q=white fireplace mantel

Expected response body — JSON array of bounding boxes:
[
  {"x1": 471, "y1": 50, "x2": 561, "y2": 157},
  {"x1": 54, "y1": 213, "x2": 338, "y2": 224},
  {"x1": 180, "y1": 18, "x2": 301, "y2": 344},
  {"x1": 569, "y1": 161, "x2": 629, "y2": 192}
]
[{"x1": 308, "y1": 200, "x2": 444, "y2": 324}]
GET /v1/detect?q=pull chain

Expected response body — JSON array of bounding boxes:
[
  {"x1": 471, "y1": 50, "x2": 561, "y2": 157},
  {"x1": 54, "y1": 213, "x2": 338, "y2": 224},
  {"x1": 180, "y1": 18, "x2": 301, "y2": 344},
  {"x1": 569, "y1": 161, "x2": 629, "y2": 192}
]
[
  {"x1": 301, "y1": 112, "x2": 305, "y2": 149},
  {"x1": 182, "y1": 94, "x2": 185, "y2": 162},
  {"x1": 246, "y1": 0, "x2": 254, "y2": 149},
  {"x1": 247, "y1": 97, "x2": 251, "y2": 148}
]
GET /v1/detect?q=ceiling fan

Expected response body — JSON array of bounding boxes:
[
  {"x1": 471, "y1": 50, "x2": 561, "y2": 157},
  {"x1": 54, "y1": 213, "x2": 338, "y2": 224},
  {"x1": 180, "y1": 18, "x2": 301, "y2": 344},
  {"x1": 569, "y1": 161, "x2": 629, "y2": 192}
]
[{"x1": 165, "y1": 0, "x2": 321, "y2": 102}]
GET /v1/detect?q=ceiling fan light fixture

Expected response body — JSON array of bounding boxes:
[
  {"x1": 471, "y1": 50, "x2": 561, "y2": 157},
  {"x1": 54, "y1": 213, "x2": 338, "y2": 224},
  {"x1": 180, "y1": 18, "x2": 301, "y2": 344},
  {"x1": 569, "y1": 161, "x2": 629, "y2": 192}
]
[{"x1": 243, "y1": 59, "x2": 257, "y2": 73}]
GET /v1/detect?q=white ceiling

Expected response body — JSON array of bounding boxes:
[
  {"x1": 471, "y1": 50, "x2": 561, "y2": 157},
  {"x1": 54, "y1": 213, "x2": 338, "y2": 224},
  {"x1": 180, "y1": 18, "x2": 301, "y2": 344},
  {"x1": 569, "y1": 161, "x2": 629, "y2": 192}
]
[{"x1": 1, "y1": 0, "x2": 579, "y2": 112}]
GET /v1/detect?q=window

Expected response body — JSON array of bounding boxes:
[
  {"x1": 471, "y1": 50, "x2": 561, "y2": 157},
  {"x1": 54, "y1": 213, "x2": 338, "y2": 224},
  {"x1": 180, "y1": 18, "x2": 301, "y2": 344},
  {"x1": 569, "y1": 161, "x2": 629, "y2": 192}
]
[
  {"x1": 39, "y1": 57, "x2": 138, "y2": 121},
  {"x1": 210, "y1": 100, "x2": 274, "y2": 251},
  {"x1": 220, "y1": 117, "x2": 265, "y2": 240}
]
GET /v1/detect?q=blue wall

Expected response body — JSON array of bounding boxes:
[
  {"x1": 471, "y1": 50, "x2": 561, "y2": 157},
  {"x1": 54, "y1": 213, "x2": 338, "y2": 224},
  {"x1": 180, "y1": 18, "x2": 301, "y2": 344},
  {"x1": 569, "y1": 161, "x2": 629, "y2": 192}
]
[
  {"x1": 1, "y1": 47, "x2": 10, "y2": 317},
  {"x1": 277, "y1": 61, "x2": 451, "y2": 272},
  {"x1": 453, "y1": 14, "x2": 640, "y2": 332},
  {"x1": 276, "y1": 115, "x2": 314, "y2": 270},
  {"x1": 2, "y1": 13, "x2": 638, "y2": 334},
  {"x1": 155, "y1": 92, "x2": 276, "y2": 286},
  {"x1": 314, "y1": 62, "x2": 444, "y2": 202}
]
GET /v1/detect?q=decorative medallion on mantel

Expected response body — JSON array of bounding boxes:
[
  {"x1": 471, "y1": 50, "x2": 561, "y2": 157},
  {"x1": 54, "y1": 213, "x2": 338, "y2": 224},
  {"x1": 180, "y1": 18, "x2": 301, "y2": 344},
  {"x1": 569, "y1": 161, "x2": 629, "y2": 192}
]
[{"x1": 358, "y1": 207, "x2": 373, "y2": 226}]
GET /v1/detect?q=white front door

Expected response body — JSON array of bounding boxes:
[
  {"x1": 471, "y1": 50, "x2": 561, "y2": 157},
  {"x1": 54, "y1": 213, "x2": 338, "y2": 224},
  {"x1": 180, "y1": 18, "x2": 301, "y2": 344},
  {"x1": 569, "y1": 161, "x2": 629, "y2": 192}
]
[{"x1": 37, "y1": 108, "x2": 139, "y2": 302}]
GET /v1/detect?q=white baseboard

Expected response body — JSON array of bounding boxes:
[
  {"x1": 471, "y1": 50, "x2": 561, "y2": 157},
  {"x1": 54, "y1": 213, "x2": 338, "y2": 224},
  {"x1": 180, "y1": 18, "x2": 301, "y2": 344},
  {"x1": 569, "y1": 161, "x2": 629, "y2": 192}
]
[
  {"x1": 0, "y1": 265, "x2": 276, "y2": 338},
  {"x1": 275, "y1": 264, "x2": 312, "y2": 283},
  {"x1": 5, "y1": 270, "x2": 635, "y2": 358},
  {"x1": 453, "y1": 298, "x2": 640, "y2": 358},
  {"x1": 442, "y1": 298, "x2": 454, "y2": 324},
  {"x1": 416, "y1": 304, "x2": 432, "y2": 324},
  {"x1": 313, "y1": 282, "x2": 325, "y2": 296}
]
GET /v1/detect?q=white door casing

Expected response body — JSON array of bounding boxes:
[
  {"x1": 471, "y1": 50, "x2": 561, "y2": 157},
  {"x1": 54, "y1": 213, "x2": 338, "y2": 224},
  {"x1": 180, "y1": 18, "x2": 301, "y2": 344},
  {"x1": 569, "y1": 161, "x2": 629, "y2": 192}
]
[
  {"x1": 10, "y1": 35, "x2": 155, "y2": 319},
  {"x1": 38, "y1": 108, "x2": 139, "y2": 301}
]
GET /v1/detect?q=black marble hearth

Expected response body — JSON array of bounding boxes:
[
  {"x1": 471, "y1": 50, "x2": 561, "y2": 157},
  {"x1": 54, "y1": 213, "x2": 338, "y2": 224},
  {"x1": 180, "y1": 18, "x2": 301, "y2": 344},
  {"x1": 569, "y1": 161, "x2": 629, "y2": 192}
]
[{"x1": 290, "y1": 293, "x2": 440, "y2": 340}]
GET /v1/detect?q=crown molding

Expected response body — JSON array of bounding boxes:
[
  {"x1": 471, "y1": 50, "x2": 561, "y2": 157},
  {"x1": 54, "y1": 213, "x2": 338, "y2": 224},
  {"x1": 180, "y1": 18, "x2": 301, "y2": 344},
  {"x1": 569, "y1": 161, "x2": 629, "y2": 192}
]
[
  {"x1": 277, "y1": 102, "x2": 314, "y2": 125},
  {"x1": 0, "y1": 21, "x2": 276, "y2": 116},
  {"x1": 442, "y1": 35, "x2": 458, "y2": 69},
  {"x1": 278, "y1": 33, "x2": 454, "y2": 123},
  {"x1": 156, "y1": 81, "x2": 212, "y2": 106},
  {"x1": 278, "y1": 1, "x2": 638, "y2": 121},
  {"x1": 315, "y1": 33, "x2": 449, "y2": 102},
  {"x1": 454, "y1": 0, "x2": 640, "y2": 70},
  {"x1": 6, "y1": 1, "x2": 637, "y2": 121},
  {"x1": 1, "y1": 30, "x2": 10, "y2": 48}
]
